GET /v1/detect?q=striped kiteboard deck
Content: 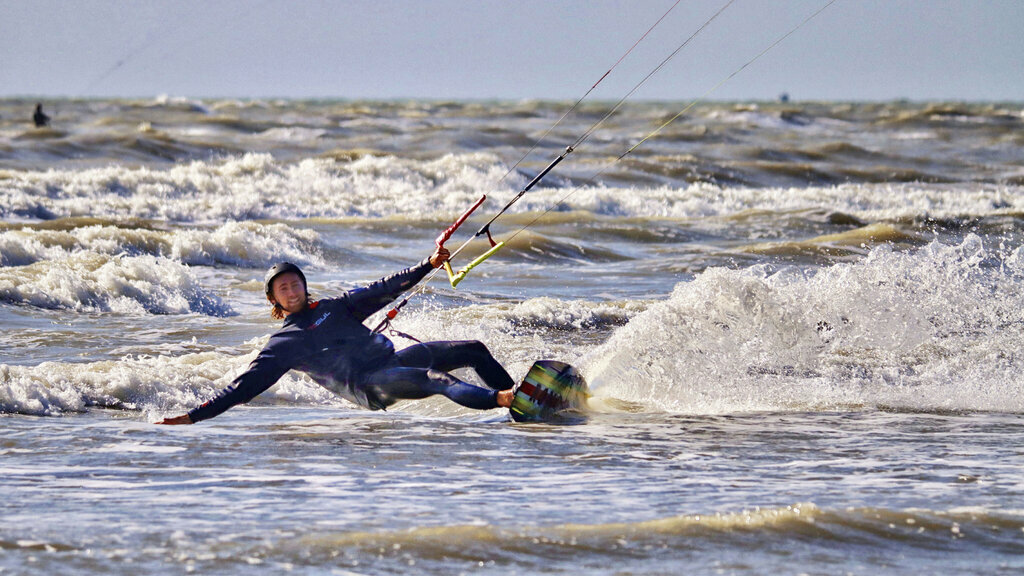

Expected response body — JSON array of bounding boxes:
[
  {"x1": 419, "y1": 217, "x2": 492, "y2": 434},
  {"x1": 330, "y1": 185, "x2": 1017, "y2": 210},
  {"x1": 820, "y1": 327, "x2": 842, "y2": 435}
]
[{"x1": 509, "y1": 360, "x2": 589, "y2": 422}]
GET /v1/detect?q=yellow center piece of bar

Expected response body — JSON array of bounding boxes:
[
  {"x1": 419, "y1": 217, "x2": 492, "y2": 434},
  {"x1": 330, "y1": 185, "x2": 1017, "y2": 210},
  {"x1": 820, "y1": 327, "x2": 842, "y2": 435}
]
[{"x1": 445, "y1": 242, "x2": 505, "y2": 288}]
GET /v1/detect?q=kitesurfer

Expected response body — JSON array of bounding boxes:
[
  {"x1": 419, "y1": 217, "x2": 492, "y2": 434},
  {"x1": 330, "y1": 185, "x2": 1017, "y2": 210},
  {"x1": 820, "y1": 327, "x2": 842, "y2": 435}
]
[
  {"x1": 32, "y1": 103, "x2": 50, "y2": 127},
  {"x1": 156, "y1": 246, "x2": 516, "y2": 424}
]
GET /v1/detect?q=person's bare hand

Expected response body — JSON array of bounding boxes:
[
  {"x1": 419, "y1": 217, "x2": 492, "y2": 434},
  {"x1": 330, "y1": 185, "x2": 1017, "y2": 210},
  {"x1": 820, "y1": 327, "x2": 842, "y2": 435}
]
[
  {"x1": 155, "y1": 414, "x2": 193, "y2": 425},
  {"x1": 429, "y1": 246, "x2": 451, "y2": 268}
]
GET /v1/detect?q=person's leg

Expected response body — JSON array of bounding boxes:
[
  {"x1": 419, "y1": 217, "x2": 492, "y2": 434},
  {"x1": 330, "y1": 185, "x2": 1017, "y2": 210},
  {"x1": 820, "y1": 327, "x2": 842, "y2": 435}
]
[
  {"x1": 395, "y1": 341, "x2": 515, "y2": 391},
  {"x1": 359, "y1": 366, "x2": 500, "y2": 410}
]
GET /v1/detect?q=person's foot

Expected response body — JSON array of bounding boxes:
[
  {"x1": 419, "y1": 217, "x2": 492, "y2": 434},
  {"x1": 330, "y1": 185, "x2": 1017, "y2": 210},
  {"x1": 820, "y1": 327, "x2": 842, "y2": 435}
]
[{"x1": 496, "y1": 389, "x2": 513, "y2": 408}]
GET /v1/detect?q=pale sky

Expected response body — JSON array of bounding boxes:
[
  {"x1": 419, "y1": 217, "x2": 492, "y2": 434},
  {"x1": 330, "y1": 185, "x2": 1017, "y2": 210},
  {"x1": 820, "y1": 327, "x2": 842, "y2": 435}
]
[{"x1": 2, "y1": 0, "x2": 1022, "y2": 101}]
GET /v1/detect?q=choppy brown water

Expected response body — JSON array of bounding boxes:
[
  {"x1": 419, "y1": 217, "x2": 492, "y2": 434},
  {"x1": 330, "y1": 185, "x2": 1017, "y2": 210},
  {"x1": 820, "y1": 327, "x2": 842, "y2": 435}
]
[{"x1": 2, "y1": 98, "x2": 1024, "y2": 574}]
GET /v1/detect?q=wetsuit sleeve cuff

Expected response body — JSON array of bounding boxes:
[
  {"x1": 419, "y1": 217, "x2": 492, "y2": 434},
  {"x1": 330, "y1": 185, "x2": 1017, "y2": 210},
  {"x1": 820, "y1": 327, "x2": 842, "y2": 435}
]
[
  {"x1": 187, "y1": 399, "x2": 227, "y2": 423},
  {"x1": 186, "y1": 406, "x2": 209, "y2": 423}
]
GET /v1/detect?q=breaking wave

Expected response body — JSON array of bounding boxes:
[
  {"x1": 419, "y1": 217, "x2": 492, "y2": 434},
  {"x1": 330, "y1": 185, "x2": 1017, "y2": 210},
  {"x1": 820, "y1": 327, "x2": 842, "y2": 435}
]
[
  {"x1": 0, "y1": 343, "x2": 336, "y2": 417},
  {"x1": 0, "y1": 253, "x2": 232, "y2": 316},
  {"x1": 585, "y1": 235, "x2": 1024, "y2": 414},
  {"x1": 0, "y1": 219, "x2": 322, "y2": 267},
  {"x1": 2, "y1": 152, "x2": 1021, "y2": 223}
]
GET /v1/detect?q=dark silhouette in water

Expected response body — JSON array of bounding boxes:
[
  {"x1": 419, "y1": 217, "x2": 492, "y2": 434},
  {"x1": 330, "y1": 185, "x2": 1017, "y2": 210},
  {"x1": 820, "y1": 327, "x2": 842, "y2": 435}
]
[{"x1": 33, "y1": 103, "x2": 50, "y2": 127}]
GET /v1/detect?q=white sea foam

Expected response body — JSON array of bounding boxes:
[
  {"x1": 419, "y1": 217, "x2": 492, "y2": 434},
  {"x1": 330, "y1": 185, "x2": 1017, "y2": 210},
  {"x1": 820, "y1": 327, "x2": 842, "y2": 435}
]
[
  {"x1": 0, "y1": 342, "x2": 339, "y2": 417},
  {"x1": 3, "y1": 153, "x2": 1019, "y2": 223},
  {"x1": 585, "y1": 235, "x2": 1024, "y2": 414},
  {"x1": 6, "y1": 235, "x2": 1024, "y2": 419},
  {"x1": 256, "y1": 127, "x2": 328, "y2": 142},
  {"x1": 149, "y1": 94, "x2": 211, "y2": 114},
  {"x1": 499, "y1": 297, "x2": 644, "y2": 331},
  {"x1": 548, "y1": 182, "x2": 1021, "y2": 222},
  {"x1": 0, "y1": 221, "x2": 322, "y2": 267},
  {"x1": 0, "y1": 253, "x2": 231, "y2": 315},
  {"x1": 0, "y1": 292, "x2": 636, "y2": 418},
  {"x1": 7, "y1": 232, "x2": 1024, "y2": 417},
  {"x1": 0, "y1": 153, "x2": 515, "y2": 222},
  {"x1": 380, "y1": 297, "x2": 646, "y2": 387}
]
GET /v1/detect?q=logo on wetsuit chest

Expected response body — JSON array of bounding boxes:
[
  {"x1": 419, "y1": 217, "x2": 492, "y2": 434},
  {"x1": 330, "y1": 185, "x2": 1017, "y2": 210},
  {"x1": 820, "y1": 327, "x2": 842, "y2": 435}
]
[{"x1": 308, "y1": 311, "x2": 331, "y2": 330}]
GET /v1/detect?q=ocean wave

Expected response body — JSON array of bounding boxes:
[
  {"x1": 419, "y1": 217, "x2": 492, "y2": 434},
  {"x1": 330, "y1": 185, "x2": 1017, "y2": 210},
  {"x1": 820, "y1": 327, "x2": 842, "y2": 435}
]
[
  {"x1": 0, "y1": 345, "x2": 336, "y2": 417},
  {"x1": 878, "y1": 103, "x2": 1024, "y2": 128},
  {"x1": 255, "y1": 126, "x2": 328, "y2": 142},
  {"x1": 4, "y1": 100, "x2": 1021, "y2": 190},
  {"x1": 736, "y1": 222, "x2": 925, "y2": 263},
  {"x1": 500, "y1": 297, "x2": 642, "y2": 331},
  {"x1": 585, "y1": 235, "x2": 1024, "y2": 414},
  {"x1": 0, "y1": 253, "x2": 232, "y2": 316},
  {"x1": 247, "y1": 503, "x2": 1023, "y2": 570},
  {"x1": 564, "y1": 182, "x2": 1023, "y2": 221},
  {"x1": 0, "y1": 152, "x2": 518, "y2": 222},
  {"x1": 0, "y1": 293, "x2": 636, "y2": 418},
  {"x1": 0, "y1": 219, "x2": 322, "y2": 268},
  {"x1": 390, "y1": 296, "x2": 644, "y2": 354},
  {"x1": 445, "y1": 229, "x2": 628, "y2": 266},
  {"x1": 7, "y1": 499, "x2": 1015, "y2": 571},
  {"x1": 2, "y1": 152, "x2": 1022, "y2": 222},
  {"x1": 147, "y1": 95, "x2": 212, "y2": 114}
]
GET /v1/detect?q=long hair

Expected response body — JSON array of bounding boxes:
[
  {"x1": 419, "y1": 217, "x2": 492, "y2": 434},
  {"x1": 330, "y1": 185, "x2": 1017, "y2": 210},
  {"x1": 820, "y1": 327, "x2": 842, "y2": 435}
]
[{"x1": 268, "y1": 293, "x2": 314, "y2": 320}]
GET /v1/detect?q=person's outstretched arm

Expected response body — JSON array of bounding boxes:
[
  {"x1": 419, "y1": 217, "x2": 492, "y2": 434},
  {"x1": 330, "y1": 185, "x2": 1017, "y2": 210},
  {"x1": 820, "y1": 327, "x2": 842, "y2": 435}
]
[
  {"x1": 345, "y1": 247, "x2": 448, "y2": 321},
  {"x1": 156, "y1": 352, "x2": 289, "y2": 424}
]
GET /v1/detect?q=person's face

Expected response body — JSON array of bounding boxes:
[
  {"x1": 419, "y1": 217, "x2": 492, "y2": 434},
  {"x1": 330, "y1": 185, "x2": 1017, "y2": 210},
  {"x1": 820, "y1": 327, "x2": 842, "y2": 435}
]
[{"x1": 270, "y1": 272, "x2": 307, "y2": 315}]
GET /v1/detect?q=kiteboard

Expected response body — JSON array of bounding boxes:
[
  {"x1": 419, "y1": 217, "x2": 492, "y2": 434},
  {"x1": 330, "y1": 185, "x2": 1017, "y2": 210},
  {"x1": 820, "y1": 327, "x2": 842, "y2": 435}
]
[{"x1": 509, "y1": 360, "x2": 589, "y2": 422}]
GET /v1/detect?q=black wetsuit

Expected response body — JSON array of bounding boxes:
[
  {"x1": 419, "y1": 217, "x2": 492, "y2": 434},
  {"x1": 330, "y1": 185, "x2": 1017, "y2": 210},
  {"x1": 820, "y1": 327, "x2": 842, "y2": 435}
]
[
  {"x1": 33, "y1": 104, "x2": 49, "y2": 128},
  {"x1": 187, "y1": 259, "x2": 515, "y2": 423}
]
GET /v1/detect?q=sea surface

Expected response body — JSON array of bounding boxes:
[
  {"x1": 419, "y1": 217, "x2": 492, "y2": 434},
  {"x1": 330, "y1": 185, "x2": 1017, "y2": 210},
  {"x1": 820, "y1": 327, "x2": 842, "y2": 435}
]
[{"x1": 2, "y1": 97, "x2": 1023, "y2": 575}]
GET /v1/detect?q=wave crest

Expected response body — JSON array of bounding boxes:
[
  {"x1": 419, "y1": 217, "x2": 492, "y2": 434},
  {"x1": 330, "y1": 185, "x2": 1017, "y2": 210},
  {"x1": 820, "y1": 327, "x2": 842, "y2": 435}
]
[
  {"x1": 0, "y1": 220, "x2": 322, "y2": 268},
  {"x1": 0, "y1": 345, "x2": 337, "y2": 417},
  {"x1": 585, "y1": 235, "x2": 1024, "y2": 414},
  {"x1": 4, "y1": 153, "x2": 1020, "y2": 223},
  {"x1": 0, "y1": 253, "x2": 232, "y2": 316}
]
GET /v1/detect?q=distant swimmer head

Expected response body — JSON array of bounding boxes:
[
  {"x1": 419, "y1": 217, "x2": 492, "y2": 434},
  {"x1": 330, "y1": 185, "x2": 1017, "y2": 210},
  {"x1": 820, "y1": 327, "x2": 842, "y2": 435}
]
[{"x1": 264, "y1": 262, "x2": 309, "y2": 318}]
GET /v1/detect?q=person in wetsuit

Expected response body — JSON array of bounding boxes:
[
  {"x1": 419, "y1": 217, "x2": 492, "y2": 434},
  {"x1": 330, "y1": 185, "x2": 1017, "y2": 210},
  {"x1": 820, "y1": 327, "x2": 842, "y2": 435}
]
[
  {"x1": 156, "y1": 246, "x2": 516, "y2": 424},
  {"x1": 32, "y1": 103, "x2": 50, "y2": 127}
]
